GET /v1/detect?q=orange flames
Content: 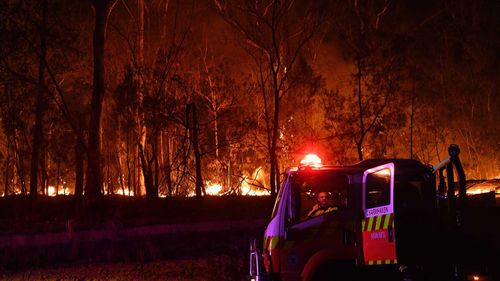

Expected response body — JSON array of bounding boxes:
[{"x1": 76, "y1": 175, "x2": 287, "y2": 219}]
[
  {"x1": 198, "y1": 167, "x2": 269, "y2": 196},
  {"x1": 47, "y1": 185, "x2": 70, "y2": 196},
  {"x1": 1, "y1": 167, "x2": 271, "y2": 197}
]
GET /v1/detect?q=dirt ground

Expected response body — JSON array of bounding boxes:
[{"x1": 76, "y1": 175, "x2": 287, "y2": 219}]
[{"x1": 1, "y1": 254, "x2": 247, "y2": 281}]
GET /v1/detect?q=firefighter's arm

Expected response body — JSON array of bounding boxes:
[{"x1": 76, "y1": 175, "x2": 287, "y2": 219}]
[{"x1": 307, "y1": 204, "x2": 320, "y2": 217}]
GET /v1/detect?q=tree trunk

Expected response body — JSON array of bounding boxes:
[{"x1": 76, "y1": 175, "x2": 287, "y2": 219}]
[
  {"x1": 187, "y1": 103, "x2": 204, "y2": 197},
  {"x1": 13, "y1": 131, "x2": 26, "y2": 195},
  {"x1": 133, "y1": 152, "x2": 138, "y2": 195},
  {"x1": 153, "y1": 137, "x2": 159, "y2": 196},
  {"x1": 165, "y1": 136, "x2": 172, "y2": 197},
  {"x1": 30, "y1": 0, "x2": 48, "y2": 199},
  {"x1": 410, "y1": 79, "x2": 416, "y2": 159},
  {"x1": 55, "y1": 162, "x2": 60, "y2": 195},
  {"x1": 41, "y1": 148, "x2": 48, "y2": 195},
  {"x1": 356, "y1": 141, "x2": 363, "y2": 162},
  {"x1": 86, "y1": 0, "x2": 116, "y2": 201},
  {"x1": 139, "y1": 143, "x2": 156, "y2": 199},
  {"x1": 137, "y1": 0, "x2": 146, "y2": 196},
  {"x1": 106, "y1": 146, "x2": 111, "y2": 195},
  {"x1": 116, "y1": 146, "x2": 125, "y2": 195},
  {"x1": 356, "y1": 56, "x2": 364, "y2": 161},
  {"x1": 137, "y1": 0, "x2": 144, "y2": 65},
  {"x1": 4, "y1": 138, "x2": 11, "y2": 196},
  {"x1": 227, "y1": 159, "x2": 231, "y2": 192},
  {"x1": 263, "y1": 89, "x2": 274, "y2": 197},
  {"x1": 74, "y1": 113, "x2": 85, "y2": 199},
  {"x1": 126, "y1": 130, "x2": 132, "y2": 194},
  {"x1": 269, "y1": 109, "x2": 278, "y2": 197},
  {"x1": 74, "y1": 128, "x2": 84, "y2": 199},
  {"x1": 275, "y1": 158, "x2": 280, "y2": 194},
  {"x1": 269, "y1": 54, "x2": 281, "y2": 197}
]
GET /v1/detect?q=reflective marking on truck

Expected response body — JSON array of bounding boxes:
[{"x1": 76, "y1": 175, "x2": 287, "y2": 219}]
[
  {"x1": 362, "y1": 213, "x2": 397, "y2": 265},
  {"x1": 265, "y1": 235, "x2": 280, "y2": 251},
  {"x1": 366, "y1": 206, "x2": 389, "y2": 217},
  {"x1": 383, "y1": 214, "x2": 390, "y2": 229},
  {"x1": 370, "y1": 231, "x2": 386, "y2": 239},
  {"x1": 376, "y1": 215, "x2": 383, "y2": 230},
  {"x1": 366, "y1": 217, "x2": 373, "y2": 231},
  {"x1": 367, "y1": 259, "x2": 397, "y2": 265},
  {"x1": 362, "y1": 214, "x2": 393, "y2": 231}
]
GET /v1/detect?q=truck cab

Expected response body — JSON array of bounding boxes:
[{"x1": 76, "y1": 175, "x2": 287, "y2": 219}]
[{"x1": 250, "y1": 152, "x2": 490, "y2": 281}]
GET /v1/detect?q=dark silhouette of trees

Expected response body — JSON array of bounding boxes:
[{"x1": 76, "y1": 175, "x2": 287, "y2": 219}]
[
  {"x1": 325, "y1": 0, "x2": 405, "y2": 161},
  {"x1": 109, "y1": 0, "x2": 198, "y2": 198},
  {"x1": 85, "y1": 0, "x2": 117, "y2": 201},
  {"x1": 186, "y1": 103, "x2": 203, "y2": 197},
  {"x1": 29, "y1": 0, "x2": 48, "y2": 199},
  {"x1": 0, "y1": 0, "x2": 498, "y2": 202},
  {"x1": 214, "y1": 0, "x2": 327, "y2": 196}
]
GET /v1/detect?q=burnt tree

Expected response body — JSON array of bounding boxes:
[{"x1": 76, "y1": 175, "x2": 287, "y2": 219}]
[
  {"x1": 86, "y1": 0, "x2": 117, "y2": 200},
  {"x1": 29, "y1": 0, "x2": 48, "y2": 198}
]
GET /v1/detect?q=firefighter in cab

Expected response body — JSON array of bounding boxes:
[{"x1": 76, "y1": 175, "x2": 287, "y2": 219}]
[{"x1": 306, "y1": 191, "x2": 338, "y2": 218}]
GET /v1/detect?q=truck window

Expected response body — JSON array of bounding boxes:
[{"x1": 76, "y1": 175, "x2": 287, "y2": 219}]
[
  {"x1": 271, "y1": 176, "x2": 287, "y2": 219},
  {"x1": 365, "y1": 168, "x2": 391, "y2": 208},
  {"x1": 289, "y1": 171, "x2": 349, "y2": 224}
]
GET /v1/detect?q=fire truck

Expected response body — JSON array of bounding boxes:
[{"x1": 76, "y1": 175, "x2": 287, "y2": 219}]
[{"x1": 250, "y1": 145, "x2": 499, "y2": 281}]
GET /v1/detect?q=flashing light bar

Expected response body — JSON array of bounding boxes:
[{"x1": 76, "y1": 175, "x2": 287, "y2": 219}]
[{"x1": 300, "y1": 154, "x2": 322, "y2": 167}]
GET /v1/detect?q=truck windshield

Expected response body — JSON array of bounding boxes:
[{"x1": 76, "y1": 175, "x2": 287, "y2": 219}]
[{"x1": 289, "y1": 170, "x2": 349, "y2": 223}]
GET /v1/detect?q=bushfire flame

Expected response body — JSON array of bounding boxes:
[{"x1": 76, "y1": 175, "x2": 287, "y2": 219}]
[
  {"x1": 0, "y1": 167, "x2": 271, "y2": 197},
  {"x1": 47, "y1": 185, "x2": 70, "y2": 196},
  {"x1": 205, "y1": 181, "x2": 223, "y2": 195},
  {"x1": 115, "y1": 188, "x2": 134, "y2": 196},
  {"x1": 240, "y1": 167, "x2": 269, "y2": 196},
  {"x1": 192, "y1": 167, "x2": 269, "y2": 196}
]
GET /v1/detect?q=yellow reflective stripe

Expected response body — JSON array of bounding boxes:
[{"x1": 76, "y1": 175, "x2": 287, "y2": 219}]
[
  {"x1": 383, "y1": 214, "x2": 390, "y2": 229},
  {"x1": 269, "y1": 236, "x2": 279, "y2": 250},
  {"x1": 367, "y1": 216, "x2": 374, "y2": 231},
  {"x1": 367, "y1": 259, "x2": 397, "y2": 266},
  {"x1": 375, "y1": 215, "x2": 383, "y2": 230},
  {"x1": 361, "y1": 220, "x2": 365, "y2": 230}
]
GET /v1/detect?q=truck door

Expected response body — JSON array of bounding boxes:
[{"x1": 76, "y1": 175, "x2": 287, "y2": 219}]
[
  {"x1": 362, "y1": 163, "x2": 397, "y2": 265},
  {"x1": 280, "y1": 171, "x2": 354, "y2": 280}
]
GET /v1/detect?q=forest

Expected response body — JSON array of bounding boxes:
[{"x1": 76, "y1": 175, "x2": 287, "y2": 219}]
[{"x1": 0, "y1": 0, "x2": 499, "y2": 201}]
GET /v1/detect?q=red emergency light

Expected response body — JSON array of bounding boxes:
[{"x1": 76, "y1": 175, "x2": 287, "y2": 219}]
[{"x1": 300, "y1": 154, "x2": 322, "y2": 167}]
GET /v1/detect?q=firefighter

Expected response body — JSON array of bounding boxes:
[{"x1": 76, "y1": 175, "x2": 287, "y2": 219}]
[{"x1": 307, "y1": 191, "x2": 338, "y2": 218}]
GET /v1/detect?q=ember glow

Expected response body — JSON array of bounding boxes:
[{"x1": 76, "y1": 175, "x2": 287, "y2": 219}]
[
  {"x1": 188, "y1": 167, "x2": 269, "y2": 197},
  {"x1": 240, "y1": 167, "x2": 269, "y2": 196},
  {"x1": 205, "y1": 181, "x2": 223, "y2": 195},
  {"x1": 466, "y1": 180, "x2": 500, "y2": 197},
  {"x1": 240, "y1": 182, "x2": 269, "y2": 196},
  {"x1": 115, "y1": 188, "x2": 135, "y2": 196},
  {"x1": 47, "y1": 186, "x2": 70, "y2": 196}
]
